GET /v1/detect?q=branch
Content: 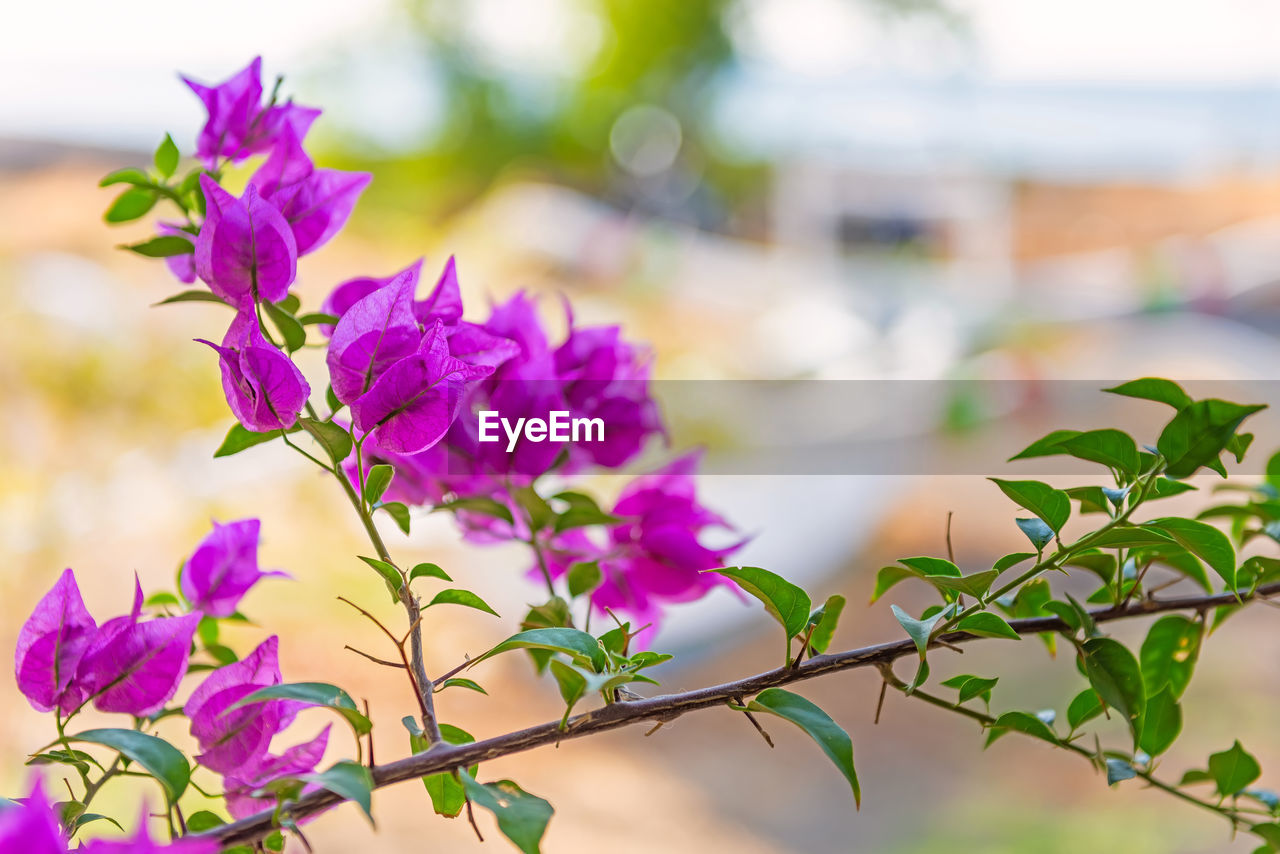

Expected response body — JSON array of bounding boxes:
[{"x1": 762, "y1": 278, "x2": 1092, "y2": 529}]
[{"x1": 194, "y1": 581, "x2": 1280, "y2": 847}]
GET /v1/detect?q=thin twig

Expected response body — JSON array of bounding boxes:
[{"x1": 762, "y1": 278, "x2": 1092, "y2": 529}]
[{"x1": 344, "y1": 646, "x2": 406, "y2": 669}]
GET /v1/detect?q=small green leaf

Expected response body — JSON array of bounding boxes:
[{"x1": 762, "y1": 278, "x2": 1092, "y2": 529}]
[
  {"x1": 409, "y1": 562, "x2": 452, "y2": 584},
  {"x1": 438, "y1": 678, "x2": 487, "y2": 695},
  {"x1": 709, "y1": 566, "x2": 812, "y2": 641},
  {"x1": 105, "y1": 187, "x2": 158, "y2": 223},
  {"x1": 100, "y1": 167, "x2": 151, "y2": 187},
  {"x1": 1144, "y1": 517, "x2": 1236, "y2": 590},
  {"x1": 988, "y1": 711, "x2": 1058, "y2": 745},
  {"x1": 364, "y1": 464, "x2": 394, "y2": 504},
  {"x1": 359, "y1": 555, "x2": 404, "y2": 604},
  {"x1": 1067, "y1": 688, "x2": 1104, "y2": 731},
  {"x1": 929, "y1": 570, "x2": 1000, "y2": 600},
  {"x1": 1103, "y1": 378, "x2": 1192, "y2": 409},
  {"x1": 185, "y1": 810, "x2": 225, "y2": 832},
  {"x1": 1081, "y1": 637, "x2": 1146, "y2": 747},
  {"x1": 955, "y1": 611, "x2": 1020, "y2": 640},
  {"x1": 552, "y1": 491, "x2": 620, "y2": 532},
  {"x1": 301, "y1": 761, "x2": 374, "y2": 825},
  {"x1": 300, "y1": 418, "x2": 353, "y2": 466},
  {"x1": 418, "y1": 724, "x2": 476, "y2": 817},
  {"x1": 808, "y1": 594, "x2": 846, "y2": 655},
  {"x1": 513, "y1": 486, "x2": 556, "y2": 531},
  {"x1": 154, "y1": 289, "x2": 230, "y2": 307},
  {"x1": 566, "y1": 561, "x2": 602, "y2": 598},
  {"x1": 1209, "y1": 741, "x2": 1262, "y2": 797},
  {"x1": 548, "y1": 659, "x2": 588, "y2": 728},
  {"x1": 122, "y1": 236, "x2": 194, "y2": 257},
  {"x1": 213, "y1": 423, "x2": 289, "y2": 457},
  {"x1": 1009, "y1": 429, "x2": 1082, "y2": 461},
  {"x1": 436, "y1": 497, "x2": 514, "y2": 525},
  {"x1": 1016, "y1": 517, "x2": 1054, "y2": 550},
  {"x1": 1140, "y1": 688, "x2": 1182, "y2": 757},
  {"x1": 68, "y1": 729, "x2": 189, "y2": 803},
  {"x1": 379, "y1": 501, "x2": 411, "y2": 534},
  {"x1": 298, "y1": 311, "x2": 340, "y2": 326},
  {"x1": 989, "y1": 478, "x2": 1071, "y2": 532},
  {"x1": 460, "y1": 773, "x2": 554, "y2": 854},
  {"x1": 262, "y1": 300, "x2": 306, "y2": 353},
  {"x1": 1065, "y1": 485, "x2": 1111, "y2": 514},
  {"x1": 747, "y1": 688, "x2": 860, "y2": 806},
  {"x1": 1139, "y1": 615, "x2": 1202, "y2": 699},
  {"x1": 1055, "y1": 429, "x2": 1140, "y2": 475},
  {"x1": 993, "y1": 552, "x2": 1036, "y2": 572},
  {"x1": 871, "y1": 565, "x2": 920, "y2": 604},
  {"x1": 954, "y1": 675, "x2": 998, "y2": 705},
  {"x1": 471, "y1": 628, "x2": 606, "y2": 672},
  {"x1": 426, "y1": 588, "x2": 499, "y2": 617},
  {"x1": 230, "y1": 683, "x2": 372, "y2": 735},
  {"x1": 154, "y1": 133, "x2": 180, "y2": 178},
  {"x1": 1088, "y1": 526, "x2": 1174, "y2": 549}
]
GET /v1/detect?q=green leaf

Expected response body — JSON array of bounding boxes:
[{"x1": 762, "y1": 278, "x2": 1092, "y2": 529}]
[
  {"x1": 513, "y1": 486, "x2": 556, "y2": 531},
  {"x1": 892, "y1": 605, "x2": 943, "y2": 658},
  {"x1": 1081, "y1": 638, "x2": 1146, "y2": 747},
  {"x1": 988, "y1": 711, "x2": 1058, "y2": 745},
  {"x1": 1144, "y1": 517, "x2": 1235, "y2": 589},
  {"x1": 154, "y1": 289, "x2": 230, "y2": 307},
  {"x1": 298, "y1": 311, "x2": 340, "y2": 326},
  {"x1": 359, "y1": 555, "x2": 404, "y2": 604},
  {"x1": 417, "y1": 723, "x2": 476, "y2": 817},
  {"x1": 229, "y1": 682, "x2": 372, "y2": 735},
  {"x1": 1016, "y1": 517, "x2": 1054, "y2": 550},
  {"x1": 1063, "y1": 551, "x2": 1117, "y2": 583},
  {"x1": 185, "y1": 810, "x2": 226, "y2": 832},
  {"x1": 955, "y1": 611, "x2": 1020, "y2": 640},
  {"x1": 154, "y1": 133, "x2": 180, "y2": 178},
  {"x1": 1252, "y1": 823, "x2": 1280, "y2": 850},
  {"x1": 1067, "y1": 688, "x2": 1104, "y2": 731},
  {"x1": 122, "y1": 236, "x2": 194, "y2": 258},
  {"x1": 993, "y1": 552, "x2": 1036, "y2": 572},
  {"x1": 471, "y1": 628, "x2": 606, "y2": 672},
  {"x1": 300, "y1": 418, "x2": 353, "y2": 466},
  {"x1": 1065, "y1": 485, "x2": 1111, "y2": 515},
  {"x1": 1134, "y1": 545, "x2": 1212, "y2": 593},
  {"x1": 747, "y1": 688, "x2": 860, "y2": 806},
  {"x1": 301, "y1": 761, "x2": 374, "y2": 825},
  {"x1": 438, "y1": 678, "x2": 487, "y2": 695},
  {"x1": 379, "y1": 501, "x2": 411, "y2": 534},
  {"x1": 871, "y1": 565, "x2": 920, "y2": 604},
  {"x1": 566, "y1": 561, "x2": 603, "y2": 598},
  {"x1": 100, "y1": 167, "x2": 151, "y2": 187},
  {"x1": 929, "y1": 570, "x2": 1000, "y2": 600},
  {"x1": 547, "y1": 659, "x2": 588, "y2": 728},
  {"x1": 1009, "y1": 429, "x2": 1082, "y2": 461},
  {"x1": 989, "y1": 478, "x2": 1071, "y2": 532},
  {"x1": 551, "y1": 491, "x2": 620, "y2": 532},
  {"x1": 426, "y1": 588, "x2": 499, "y2": 617},
  {"x1": 1209, "y1": 741, "x2": 1262, "y2": 797},
  {"x1": 460, "y1": 773, "x2": 554, "y2": 854},
  {"x1": 808, "y1": 594, "x2": 846, "y2": 655},
  {"x1": 1103, "y1": 378, "x2": 1192, "y2": 409},
  {"x1": 709, "y1": 567, "x2": 811, "y2": 641},
  {"x1": 262, "y1": 300, "x2": 306, "y2": 353},
  {"x1": 1139, "y1": 688, "x2": 1182, "y2": 757},
  {"x1": 953, "y1": 675, "x2": 998, "y2": 705},
  {"x1": 213, "y1": 423, "x2": 288, "y2": 457},
  {"x1": 68, "y1": 729, "x2": 189, "y2": 803},
  {"x1": 1151, "y1": 478, "x2": 1198, "y2": 499},
  {"x1": 1139, "y1": 615, "x2": 1202, "y2": 699},
  {"x1": 409, "y1": 562, "x2": 452, "y2": 584},
  {"x1": 1158, "y1": 399, "x2": 1267, "y2": 479},
  {"x1": 436, "y1": 497, "x2": 514, "y2": 525},
  {"x1": 364, "y1": 464, "x2": 394, "y2": 504},
  {"x1": 1106, "y1": 758, "x2": 1138, "y2": 786},
  {"x1": 1055, "y1": 429, "x2": 1140, "y2": 475},
  {"x1": 1088, "y1": 526, "x2": 1175, "y2": 549},
  {"x1": 104, "y1": 187, "x2": 158, "y2": 223}
]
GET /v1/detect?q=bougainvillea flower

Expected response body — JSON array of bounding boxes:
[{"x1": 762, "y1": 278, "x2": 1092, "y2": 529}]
[
  {"x1": 14, "y1": 569, "x2": 98, "y2": 714},
  {"x1": 195, "y1": 175, "x2": 297, "y2": 308},
  {"x1": 0, "y1": 778, "x2": 65, "y2": 854},
  {"x1": 180, "y1": 519, "x2": 285, "y2": 618},
  {"x1": 320, "y1": 259, "x2": 424, "y2": 335},
  {"x1": 222, "y1": 725, "x2": 332, "y2": 819},
  {"x1": 185, "y1": 636, "x2": 301, "y2": 775},
  {"x1": 197, "y1": 311, "x2": 310, "y2": 432},
  {"x1": 352, "y1": 322, "x2": 492, "y2": 455},
  {"x1": 326, "y1": 269, "x2": 421, "y2": 405},
  {"x1": 545, "y1": 453, "x2": 742, "y2": 640},
  {"x1": 412, "y1": 256, "x2": 464, "y2": 325},
  {"x1": 78, "y1": 585, "x2": 200, "y2": 717},
  {"x1": 155, "y1": 223, "x2": 196, "y2": 284},
  {"x1": 183, "y1": 57, "x2": 320, "y2": 167},
  {"x1": 250, "y1": 129, "x2": 371, "y2": 256}
]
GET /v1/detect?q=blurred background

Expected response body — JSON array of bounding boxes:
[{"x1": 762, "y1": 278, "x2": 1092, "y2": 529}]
[{"x1": 5, "y1": 0, "x2": 1280, "y2": 850}]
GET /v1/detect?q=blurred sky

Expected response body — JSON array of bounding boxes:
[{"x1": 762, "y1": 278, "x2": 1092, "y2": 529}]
[{"x1": 9, "y1": 0, "x2": 1280, "y2": 150}]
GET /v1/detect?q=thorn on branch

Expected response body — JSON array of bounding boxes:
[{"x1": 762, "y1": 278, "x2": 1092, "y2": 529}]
[
  {"x1": 732, "y1": 696, "x2": 775, "y2": 748},
  {"x1": 874, "y1": 678, "x2": 889, "y2": 725},
  {"x1": 345, "y1": 646, "x2": 406, "y2": 669},
  {"x1": 465, "y1": 797, "x2": 484, "y2": 842}
]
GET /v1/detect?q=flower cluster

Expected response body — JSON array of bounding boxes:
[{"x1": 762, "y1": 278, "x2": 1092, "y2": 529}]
[{"x1": 14, "y1": 520, "x2": 278, "y2": 716}]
